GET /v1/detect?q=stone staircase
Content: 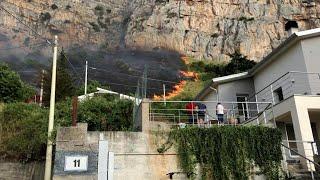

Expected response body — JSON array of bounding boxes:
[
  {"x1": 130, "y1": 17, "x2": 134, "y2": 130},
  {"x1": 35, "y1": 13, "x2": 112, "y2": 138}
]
[{"x1": 286, "y1": 160, "x2": 320, "y2": 180}]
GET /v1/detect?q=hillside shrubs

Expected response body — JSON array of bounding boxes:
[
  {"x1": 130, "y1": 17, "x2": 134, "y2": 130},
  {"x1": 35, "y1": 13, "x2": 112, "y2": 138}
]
[
  {"x1": 162, "y1": 126, "x2": 283, "y2": 179},
  {"x1": 0, "y1": 103, "x2": 48, "y2": 162},
  {"x1": 189, "y1": 52, "x2": 256, "y2": 81},
  {"x1": 0, "y1": 96, "x2": 133, "y2": 162}
]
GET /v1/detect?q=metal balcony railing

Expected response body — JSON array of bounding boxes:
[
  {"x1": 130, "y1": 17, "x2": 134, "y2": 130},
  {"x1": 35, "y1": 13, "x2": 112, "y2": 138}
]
[
  {"x1": 244, "y1": 71, "x2": 320, "y2": 106},
  {"x1": 149, "y1": 100, "x2": 275, "y2": 126}
]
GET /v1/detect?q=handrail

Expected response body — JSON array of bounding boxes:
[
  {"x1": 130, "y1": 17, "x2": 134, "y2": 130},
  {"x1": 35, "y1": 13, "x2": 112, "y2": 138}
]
[
  {"x1": 240, "y1": 103, "x2": 272, "y2": 125},
  {"x1": 281, "y1": 143, "x2": 320, "y2": 168}
]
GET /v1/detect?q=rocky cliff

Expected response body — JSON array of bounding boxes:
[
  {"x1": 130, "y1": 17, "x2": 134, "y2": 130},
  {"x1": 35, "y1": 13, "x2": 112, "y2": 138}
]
[{"x1": 0, "y1": 0, "x2": 320, "y2": 62}]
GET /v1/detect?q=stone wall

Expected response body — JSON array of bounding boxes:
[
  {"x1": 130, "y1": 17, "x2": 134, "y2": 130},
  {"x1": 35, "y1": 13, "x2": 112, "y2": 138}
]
[{"x1": 0, "y1": 162, "x2": 45, "y2": 180}]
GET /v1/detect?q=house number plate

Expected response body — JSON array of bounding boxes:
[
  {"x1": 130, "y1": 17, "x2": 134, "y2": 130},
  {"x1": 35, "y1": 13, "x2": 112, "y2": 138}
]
[{"x1": 64, "y1": 156, "x2": 88, "y2": 172}]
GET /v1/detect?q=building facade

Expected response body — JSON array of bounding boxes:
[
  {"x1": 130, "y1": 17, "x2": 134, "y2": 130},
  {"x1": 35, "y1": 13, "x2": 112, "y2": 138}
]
[{"x1": 196, "y1": 28, "x2": 320, "y2": 172}]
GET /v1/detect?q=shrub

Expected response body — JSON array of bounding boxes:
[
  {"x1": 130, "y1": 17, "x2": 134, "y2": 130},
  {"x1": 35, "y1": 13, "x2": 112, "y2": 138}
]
[
  {"x1": 89, "y1": 22, "x2": 100, "y2": 32},
  {"x1": 0, "y1": 96, "x2": 134, "y2": 161},
  {"x1": 51, "y1": 4, "x2": 58, "y2": 10},
  {"x1": 94, "y1": 5, "x2": 104, "y2": 17},
  {"x1": 77, "y1": 97, "x2": 133, "y2": 131},
  {"x1": 0, "y1": 103, "x2": 48, "y2": 162},
  {"x1": 40, "y1": 12, "x2": 51, "y2": 22},
  {"x1": 0, "y1": 63, "x2": 35, "y2": 103}
]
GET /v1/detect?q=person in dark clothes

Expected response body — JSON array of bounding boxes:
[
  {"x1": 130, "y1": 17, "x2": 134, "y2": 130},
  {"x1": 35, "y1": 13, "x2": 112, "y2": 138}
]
[{"x1": 197, "y1": 103, "x2": 207, "y2": 125}]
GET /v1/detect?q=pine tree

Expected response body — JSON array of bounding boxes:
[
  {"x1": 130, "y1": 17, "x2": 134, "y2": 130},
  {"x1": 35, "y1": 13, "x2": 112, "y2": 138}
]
[{"x1": 43, "y1": 49, "x2": 75, "y2": 105}]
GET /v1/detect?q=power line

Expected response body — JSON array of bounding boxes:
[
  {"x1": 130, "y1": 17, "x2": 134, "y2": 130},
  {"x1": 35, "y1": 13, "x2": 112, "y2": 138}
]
[
  {"x1": 59, "y1": 48, "x2": 84, "y2": 83},
  {"x1": 0, "y1": 5, "x2": 52, "y2": 45},
  {"x1": 99, "y1": 81, "x2": 160, "y2": 90},
  {"x1": 89, "y1": 66, "x2": 180, "y2": 84},
  {"x1": 0, "y1": 42, "x2": 48, "y2": 51}
]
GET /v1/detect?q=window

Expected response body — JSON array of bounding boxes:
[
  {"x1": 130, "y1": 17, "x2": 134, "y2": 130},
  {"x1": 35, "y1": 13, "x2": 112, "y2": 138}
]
[
  {"x1": 274, "y1": 87, "x2": 284, "y2": 103},
  {"x1": 236, "y1": 94, "x2": 249, "y2": 119}
]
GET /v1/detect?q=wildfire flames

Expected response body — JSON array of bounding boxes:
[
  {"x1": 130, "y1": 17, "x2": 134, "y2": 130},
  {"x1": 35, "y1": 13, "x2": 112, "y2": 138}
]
[
  {"x1": 181, "y1": 56, "x2": 190, "y2": 65},
  {"x1": 180, "y1": 70, "x2": 199, "y2": 81},
  {"x1": 152, "y1": 56, "x2": 199, "y2": 100},
  {"x1": 153, "y1": 81, "x2": 187, "y2": 100}
]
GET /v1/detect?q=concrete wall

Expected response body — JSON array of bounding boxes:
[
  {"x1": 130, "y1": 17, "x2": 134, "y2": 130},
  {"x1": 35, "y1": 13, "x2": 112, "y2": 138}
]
[
  {"x1": 301, "y1": 36, "x2": 320, "y2": 73},
  {"x1": 200, "y1": 78, "x2": 255, "y2": 119},
  {"x1": 53, "y1": 100, "x2": 184, "y2": 180},
  {"x1": 88, "y1": 131, "x2": 183, "y2": 180},
  {"x1": 253, "y1": 42, "x2": 307, "y2": 93},
  {"x1": 0, "y1": 162, "x2": 44, "y2": 180},
  {"x1": 301, "y1": 37, "x2": 320, "y2": 95}
]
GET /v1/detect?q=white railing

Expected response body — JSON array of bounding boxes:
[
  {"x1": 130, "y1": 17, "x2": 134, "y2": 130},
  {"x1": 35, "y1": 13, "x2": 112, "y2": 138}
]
[{"x1": 249, "y1": 71, "x2": 320, "y2": 105}]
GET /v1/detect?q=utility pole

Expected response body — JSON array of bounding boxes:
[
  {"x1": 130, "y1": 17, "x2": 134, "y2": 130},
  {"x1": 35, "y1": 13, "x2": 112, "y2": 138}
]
[
  {"x1": 44, "y1": 35, "x2": 58, "y2": 180},
  {"x1": 39, "y1": 69, "x2": 44, "y2": 107},
  {"x1": 85, "y1": 60, "x2": 88, "y2": 95},
  {"x1": 163, "y1": 84, "x2": 166, "y2": 106}
]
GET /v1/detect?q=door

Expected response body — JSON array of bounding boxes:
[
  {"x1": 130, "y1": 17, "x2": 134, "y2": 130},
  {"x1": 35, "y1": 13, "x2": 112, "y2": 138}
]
[{"x1": 236, "y1": 95, "x2": 249, "y2": 120}]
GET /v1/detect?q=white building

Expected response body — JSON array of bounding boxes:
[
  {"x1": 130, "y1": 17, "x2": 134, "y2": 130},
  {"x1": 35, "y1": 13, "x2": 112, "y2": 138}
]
[{"x1": 196, "y1": 28, "x2": 320, "y2": 173}]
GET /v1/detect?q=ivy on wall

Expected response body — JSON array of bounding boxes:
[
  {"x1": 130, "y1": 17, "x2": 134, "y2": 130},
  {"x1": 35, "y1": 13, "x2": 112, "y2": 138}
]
[{"x1": 161, "y1": 126, "x2": 283, "y2": 179}]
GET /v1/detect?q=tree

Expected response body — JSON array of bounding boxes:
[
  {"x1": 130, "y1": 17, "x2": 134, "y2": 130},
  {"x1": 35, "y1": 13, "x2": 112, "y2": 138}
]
[
  {"x1": 224, "y1": 51, "x2": 256, "y2": 75},
  {"x1": 0, "y1": 63, "x2": 35, "y2": 102},
  {"x1": 43, "y1": 49, "x2": 75, "y2": 105}
]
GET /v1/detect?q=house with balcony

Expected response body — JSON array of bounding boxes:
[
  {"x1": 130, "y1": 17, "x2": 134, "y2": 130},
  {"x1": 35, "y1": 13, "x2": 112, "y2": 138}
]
[{"x1": 195, "y1": 27, "x2": 320, "y2": 175}]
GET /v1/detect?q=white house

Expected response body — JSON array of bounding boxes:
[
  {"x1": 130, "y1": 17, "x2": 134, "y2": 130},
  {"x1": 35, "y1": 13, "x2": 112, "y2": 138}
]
[{"x1": 195, "y1": 27, "x2": 320, "y2": 173}]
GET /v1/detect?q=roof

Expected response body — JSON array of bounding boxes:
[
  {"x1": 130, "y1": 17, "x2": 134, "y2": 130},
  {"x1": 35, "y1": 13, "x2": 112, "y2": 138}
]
[{"x1": 195, "y1": 28, "x2": 320, "y2": 100}]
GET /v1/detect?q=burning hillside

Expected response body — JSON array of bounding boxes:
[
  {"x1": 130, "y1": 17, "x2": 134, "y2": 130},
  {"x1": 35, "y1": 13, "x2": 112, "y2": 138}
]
[
  {"x1": 153, "y1": 56, "x2": 199, "y2": 100},
  {"x1": 153, "y1": 81, "x2": 187, "y2": 100}
]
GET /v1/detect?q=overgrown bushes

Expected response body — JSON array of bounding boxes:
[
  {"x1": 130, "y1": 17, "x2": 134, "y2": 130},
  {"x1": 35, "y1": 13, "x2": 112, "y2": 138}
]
[
  {"x1": 189, "y1": 52, "x2": 256, "y2": 81},
  {"x1": 0, "y1": 103, "x2": 48, "y2": 162},
  {"x1": 0, "y1": 96, "x2": 134, "y2": 162},
  {"x1": 162, "y1": 126, "x2": 283, "y2": 179}
]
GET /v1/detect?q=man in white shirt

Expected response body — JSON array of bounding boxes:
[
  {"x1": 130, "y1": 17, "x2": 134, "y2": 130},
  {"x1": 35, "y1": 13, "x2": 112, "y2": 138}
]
[{"x1": 216, "y1": 103, "x2": 224, "y2": 123}]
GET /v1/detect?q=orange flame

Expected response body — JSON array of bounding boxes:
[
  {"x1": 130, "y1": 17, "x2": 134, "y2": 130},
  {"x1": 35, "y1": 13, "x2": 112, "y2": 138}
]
[
  {"x1": 152, "y1": 55, "x2": 199, "y2": 100},
  {"x1": 180, "y1": 71, "x2": 199, "y2": 81},
  {"x1": 181, "y1": 56, "x2": 190, "y2": 65},
  {"x1": 153, "y1": 81, "x2": 187, "y2": 100}
]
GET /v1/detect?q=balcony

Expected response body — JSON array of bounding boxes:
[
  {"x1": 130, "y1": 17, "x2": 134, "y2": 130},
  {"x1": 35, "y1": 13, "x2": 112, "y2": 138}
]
[{"x1": 254, "y1": 71, "x2": 320, "y2": 105}]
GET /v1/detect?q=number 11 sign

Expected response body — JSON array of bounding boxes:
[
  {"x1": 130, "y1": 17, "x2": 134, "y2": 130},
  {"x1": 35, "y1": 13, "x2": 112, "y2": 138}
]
[{"x1": 64, "y1": 156, "x2": 88, "y2": 172}]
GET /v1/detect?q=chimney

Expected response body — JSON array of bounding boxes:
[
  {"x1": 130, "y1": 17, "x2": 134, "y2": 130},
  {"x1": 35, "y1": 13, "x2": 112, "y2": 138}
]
[{"x1": 285, "y1": 21, "x2": 299, "y2": 35}]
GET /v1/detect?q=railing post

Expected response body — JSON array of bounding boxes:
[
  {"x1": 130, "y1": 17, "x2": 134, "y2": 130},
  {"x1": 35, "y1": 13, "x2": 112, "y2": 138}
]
[
  {"x1": 232, "y1": 103, "x2": 235, "y2": 117},
  {"x1": 178, "y1": 110, "x2": 181, "y2": 124},
  {"x1": 271, "y1": 103, "x2": 276, "y2": 127},
  {"x1": 255, "y1": 95, "x2": 260, "y2": 124},
  {"x1": 242, "y1": 103, "x2": 245, "y2": 121},
  {"x1": 270, "y1": 85, "x2": 275, "y2": 105},
  {"x1": 310, "y1": 161, "x2": 315, "y2": 180},
  {"x1": 281, "y1": 145, "x2": 289, "y2": 177},
  {"x1": 245, "y1": 97, "x2": 250, "y2": 119}
]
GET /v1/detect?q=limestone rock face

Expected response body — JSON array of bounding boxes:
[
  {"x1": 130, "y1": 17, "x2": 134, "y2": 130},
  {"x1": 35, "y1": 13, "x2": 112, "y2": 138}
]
[{"x1": 0, "y1": 0, "x2": 320, "y2": 61}]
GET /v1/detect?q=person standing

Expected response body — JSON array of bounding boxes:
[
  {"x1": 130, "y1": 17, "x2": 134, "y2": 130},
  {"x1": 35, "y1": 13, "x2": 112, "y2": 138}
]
[
  {"x1": 197, "y1": 103, "x2": 207, "y2": 125},
  {"x1": 186, "y1": 102, "x2": 196, "y2": 124},
  {"x1": 216, "y1": 102, "x2": 225, "y2": 124}
]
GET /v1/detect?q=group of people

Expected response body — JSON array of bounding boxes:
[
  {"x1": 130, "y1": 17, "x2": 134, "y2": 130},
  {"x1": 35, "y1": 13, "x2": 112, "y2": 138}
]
[{"x1": 185, "y1": 102, "x2": 225, "y2": 125}]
